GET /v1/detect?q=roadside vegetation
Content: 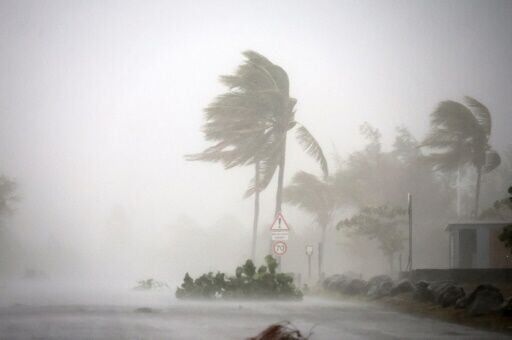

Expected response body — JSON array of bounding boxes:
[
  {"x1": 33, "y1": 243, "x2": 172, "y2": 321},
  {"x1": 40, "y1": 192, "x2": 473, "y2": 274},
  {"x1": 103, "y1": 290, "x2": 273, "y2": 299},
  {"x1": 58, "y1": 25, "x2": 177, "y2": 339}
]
[{"x1": 175, "y1": 255, "x2": 302, "y2": 300}]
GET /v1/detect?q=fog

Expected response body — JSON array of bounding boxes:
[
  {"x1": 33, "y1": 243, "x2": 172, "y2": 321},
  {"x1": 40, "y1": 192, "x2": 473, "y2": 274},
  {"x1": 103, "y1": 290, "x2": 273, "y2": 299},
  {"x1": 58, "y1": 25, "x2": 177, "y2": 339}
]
[{"x1": 1, "y1": 0, "x2": 512, "y2": 306}]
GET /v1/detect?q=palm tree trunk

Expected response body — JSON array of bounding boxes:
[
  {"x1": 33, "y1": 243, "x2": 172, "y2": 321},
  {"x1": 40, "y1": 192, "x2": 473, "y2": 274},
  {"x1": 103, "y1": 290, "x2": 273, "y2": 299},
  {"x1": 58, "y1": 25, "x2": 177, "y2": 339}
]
[
  {"x1": 274, "y1": 135, "x2": 287, "y2": 217},
  {"x1": 473, "y1": 165, "x2": 482, "y2": 219},
  {"x1": 273, "y1": 135, "x2": 287, "y2": 271},
  {"x1": 251, "y1": 161, "x2": 260, "y2": 262},
  {"x1": 320, "y1": 224, "x2": 327, "y2": 277},
  {"x1": 456, "y1": 167, "x2": 462, "y2": 218}
]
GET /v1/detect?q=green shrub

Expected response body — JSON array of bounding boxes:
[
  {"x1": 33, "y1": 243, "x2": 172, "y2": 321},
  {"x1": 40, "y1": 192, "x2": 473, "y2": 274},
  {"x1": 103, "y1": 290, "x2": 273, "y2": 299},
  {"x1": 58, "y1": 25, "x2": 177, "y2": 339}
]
[
  {"x1": 134, "y1": 278, "x2": 169, "y2": 290},
  {"x1": 175, "y1": 256, "x2": 302, "y2": 300}
]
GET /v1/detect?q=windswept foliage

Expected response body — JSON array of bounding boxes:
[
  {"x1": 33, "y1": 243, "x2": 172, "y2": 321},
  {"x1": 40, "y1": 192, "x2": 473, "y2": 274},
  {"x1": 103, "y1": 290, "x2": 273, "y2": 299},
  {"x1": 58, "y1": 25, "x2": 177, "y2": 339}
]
[
  {"x1": 284, "y1": 171, "x2": 336, "y2": 227},
  {"x1": 186, "y1": 51, "x2": 328, "y2": 260},
  {"x1": 175, "y1": 256, "x2": 302, "y2": 300},
  {"x1": 480, "y1": 185, "x2": 512, "y2": 220},
  {"x1": 485, "y1": 185, "x2": 512, "y2": 254},
  {"x1": 188, "y1": 50, "x2": 327, "y2": 197},
  {"x1": 284, "y1": 171, "x2": 336, "y2": 274},
  {"x1": 421, "y1": 96, "x2": 501, "y2": 217},
  {"x1": 337, "y1": 206, "x2": 407, "y2": 270}
]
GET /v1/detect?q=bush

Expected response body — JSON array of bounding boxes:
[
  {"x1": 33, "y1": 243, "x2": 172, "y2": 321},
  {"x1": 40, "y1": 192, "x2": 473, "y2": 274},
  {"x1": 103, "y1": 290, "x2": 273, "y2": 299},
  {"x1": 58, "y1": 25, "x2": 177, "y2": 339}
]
[
  {"x1": 175, "y1": 255, "x2": 302, "y2": 300},
  {"x1": 134, "y1": 278, "x2": 169, "y2": 290}
]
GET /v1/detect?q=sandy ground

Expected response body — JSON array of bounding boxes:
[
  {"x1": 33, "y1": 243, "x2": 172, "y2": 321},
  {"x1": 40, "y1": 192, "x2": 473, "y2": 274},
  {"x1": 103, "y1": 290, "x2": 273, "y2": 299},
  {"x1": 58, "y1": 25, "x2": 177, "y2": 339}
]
[{"x1": 0, "y1": 280, "x2": 509, "y2": 339}]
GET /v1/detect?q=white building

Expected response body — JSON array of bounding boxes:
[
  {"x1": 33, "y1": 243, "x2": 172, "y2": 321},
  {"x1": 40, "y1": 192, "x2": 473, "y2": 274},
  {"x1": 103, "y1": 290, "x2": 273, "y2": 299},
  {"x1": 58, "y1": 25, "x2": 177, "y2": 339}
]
[{"x1": 447, "y1": 221, "x2": 512, "y2": 269}]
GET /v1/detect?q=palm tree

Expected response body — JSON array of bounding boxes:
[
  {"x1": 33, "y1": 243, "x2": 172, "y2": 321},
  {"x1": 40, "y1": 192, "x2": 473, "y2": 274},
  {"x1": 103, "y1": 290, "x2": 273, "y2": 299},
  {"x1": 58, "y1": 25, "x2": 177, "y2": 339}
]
[
  {"x1": 284, "y1": 171, "x2": 336, "y2": 275},
  {"x1": 236, "y1": 52, "x2": 329, "y2": 218},
  {"x1": 421, "y1": 96, "x2": 501, "y2": 218},
  {"x1": 187, "y1": 51, "x2": 328, "y2": 260}
]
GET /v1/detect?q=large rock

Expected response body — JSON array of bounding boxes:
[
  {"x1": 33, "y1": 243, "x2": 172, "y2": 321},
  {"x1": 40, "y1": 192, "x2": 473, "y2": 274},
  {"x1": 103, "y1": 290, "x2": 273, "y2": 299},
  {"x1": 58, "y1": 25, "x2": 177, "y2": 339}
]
[
  {"x1": 413, "y1": 280, "x2": 433, "y2": 302},
  {"x1": 323, "y1": 274, "x2": 346, "y2": 291},
  {"x1": 427, "y1": 281, "x2": 455, "y2": 302},
  {"x1": 323, "y1": 274, "x2": 343, "y2": 290},
  {"x1": 323, "y1": 274, "x2": 368, "y2": 296},
  {"x1": 437, "y1": 285, "x2": 465, "y2": 308},
  {"x1": 367, "y1": 278, "x2": 393, "y2": 299},
  {"x1": 367, "y1": 275, "x2": 392, "y2": 288},
  {"x1": 500, "y1": 297, "x2": 512, "y2": 317},
  {"x1": 390, "y1": 279, "x2": 415, "y2": 296},
  {"x1": 342, "y1": 278, "x2": 368, "y2": 295},
  {"x1": 467, "y1": 286, "x2": 504, "y2": 316},
  {"x1": 455, "y1": 284, "x2": 504, "y2": 316}
]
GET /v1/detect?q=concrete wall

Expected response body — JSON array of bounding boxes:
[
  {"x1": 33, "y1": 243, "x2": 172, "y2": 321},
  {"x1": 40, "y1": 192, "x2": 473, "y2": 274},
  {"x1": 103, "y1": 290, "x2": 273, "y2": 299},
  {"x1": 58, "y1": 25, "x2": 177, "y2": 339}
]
[{"x1": 401, "y1": 268, "x2": 512, "y2": 283}]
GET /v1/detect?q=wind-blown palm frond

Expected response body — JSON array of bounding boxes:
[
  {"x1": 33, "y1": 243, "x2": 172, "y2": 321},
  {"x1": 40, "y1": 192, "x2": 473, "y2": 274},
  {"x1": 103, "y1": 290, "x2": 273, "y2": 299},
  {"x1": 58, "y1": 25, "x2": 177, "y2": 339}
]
[
  {"x1": 431, "y1": 101, "x2": 479, "y2": 131},
  {"x1": 186, "y1": 50, "x2": 290, "y2": 183},
  {"x1": 484, "y1": 150, "x2": 501, "y2": 173},
  {"x1": 221, "y1": 50, "x2": 289, "y2": 97},
  {"x1": 421, "y1": 99, "x2": 492, "y2": 171},
  {"x1": 295, "y1": 124, "x2": 329, "y2": 178},
  {"x1": 284, "y1": 171, "x2": 336, "y2": 226},
  {"x1": 464, "y1": 96, "x2": 492, "y2": 137},
  {"x1": 421, "y1": 96, "x2": 500, "y2": 218}
]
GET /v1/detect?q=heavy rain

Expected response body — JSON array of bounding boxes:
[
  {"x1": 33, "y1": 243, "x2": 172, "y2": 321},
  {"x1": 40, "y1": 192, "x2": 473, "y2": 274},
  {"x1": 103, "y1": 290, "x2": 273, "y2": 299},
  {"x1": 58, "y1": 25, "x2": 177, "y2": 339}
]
[{"x1": 0, "y1": 1, "x2": 512, "y2": 339}]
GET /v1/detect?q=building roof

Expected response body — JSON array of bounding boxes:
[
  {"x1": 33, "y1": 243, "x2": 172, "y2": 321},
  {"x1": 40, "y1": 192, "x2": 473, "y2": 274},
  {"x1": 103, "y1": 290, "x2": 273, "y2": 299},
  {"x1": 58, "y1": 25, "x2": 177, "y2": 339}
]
[{"x1": 445, "y1": 221, "x2": 512, "y2": 232}]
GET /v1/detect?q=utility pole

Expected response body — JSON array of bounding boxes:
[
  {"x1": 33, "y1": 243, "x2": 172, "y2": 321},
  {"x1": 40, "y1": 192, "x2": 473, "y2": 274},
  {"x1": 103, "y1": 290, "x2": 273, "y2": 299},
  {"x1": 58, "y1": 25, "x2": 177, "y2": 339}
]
[{"x1": 406, "y1": 193, "x2": 413, "y2": 272}]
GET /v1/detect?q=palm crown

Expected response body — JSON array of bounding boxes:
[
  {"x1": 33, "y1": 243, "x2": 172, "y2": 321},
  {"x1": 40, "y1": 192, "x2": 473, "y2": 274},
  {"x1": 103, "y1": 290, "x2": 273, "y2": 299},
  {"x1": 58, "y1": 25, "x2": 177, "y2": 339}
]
[{"x1": 421, "y1": 96, "x2": 501, "y2": 216}]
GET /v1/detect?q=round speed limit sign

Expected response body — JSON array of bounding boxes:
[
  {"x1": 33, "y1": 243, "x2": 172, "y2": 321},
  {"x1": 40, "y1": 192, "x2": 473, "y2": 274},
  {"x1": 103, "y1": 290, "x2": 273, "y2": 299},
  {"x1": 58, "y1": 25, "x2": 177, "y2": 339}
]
[{"x1": 272, "y1": 241, "x2": 287, "y2": 256}]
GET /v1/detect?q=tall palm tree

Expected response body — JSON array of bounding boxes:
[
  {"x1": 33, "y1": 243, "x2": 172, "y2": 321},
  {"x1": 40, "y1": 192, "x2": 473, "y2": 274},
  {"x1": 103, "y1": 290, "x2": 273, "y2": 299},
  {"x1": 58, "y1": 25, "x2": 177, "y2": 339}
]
[
  {"x1": 187, "y1": 51, "x2": 328, "y2": 260},
  {"x1": 421, "y1": 96, "x2": 501, "y2": 218},
  {"x1": 284, "y1": 171, "x2": 336, "y2": 275},
  {"x1": 187, "y1": 51, "x2": 327, "y2": 260},
  {"x1": 237, "y1": 52, "x2": 329, "y2": 218}
]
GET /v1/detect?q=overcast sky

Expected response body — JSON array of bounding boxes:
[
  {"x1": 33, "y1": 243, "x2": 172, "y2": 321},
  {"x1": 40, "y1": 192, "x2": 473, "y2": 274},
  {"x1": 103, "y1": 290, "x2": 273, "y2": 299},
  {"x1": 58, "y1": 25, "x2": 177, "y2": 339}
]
[{"x1": 1, "y1": 0, "x2": 511, "y2": 246}]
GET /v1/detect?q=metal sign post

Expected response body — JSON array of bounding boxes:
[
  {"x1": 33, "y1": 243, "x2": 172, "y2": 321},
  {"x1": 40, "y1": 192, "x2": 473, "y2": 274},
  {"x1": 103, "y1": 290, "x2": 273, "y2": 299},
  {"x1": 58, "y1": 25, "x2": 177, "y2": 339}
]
[{"x1": 406, "y1": 193, "x2": 413, "y2": 272}]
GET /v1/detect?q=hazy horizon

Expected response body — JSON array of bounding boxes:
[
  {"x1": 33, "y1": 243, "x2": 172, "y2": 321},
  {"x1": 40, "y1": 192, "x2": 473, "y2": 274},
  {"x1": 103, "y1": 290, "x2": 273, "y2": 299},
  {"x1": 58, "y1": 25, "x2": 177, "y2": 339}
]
[{"x1": 1, "y1": 0, "x2": 511, "y2": 283}]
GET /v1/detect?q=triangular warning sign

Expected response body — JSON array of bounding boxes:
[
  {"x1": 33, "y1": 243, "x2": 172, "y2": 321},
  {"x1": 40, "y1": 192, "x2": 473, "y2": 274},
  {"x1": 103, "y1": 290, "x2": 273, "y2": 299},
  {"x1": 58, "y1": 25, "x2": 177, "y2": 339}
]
[{"x1": 270, "y1": 212, "x2": 290, "y2": 231}]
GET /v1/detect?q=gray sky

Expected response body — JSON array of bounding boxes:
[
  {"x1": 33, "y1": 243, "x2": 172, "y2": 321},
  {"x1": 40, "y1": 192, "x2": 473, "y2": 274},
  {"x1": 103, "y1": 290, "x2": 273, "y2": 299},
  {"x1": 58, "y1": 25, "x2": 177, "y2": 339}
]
[{"x1": 1, "y1": 0, "x2": 511, "y2": 258}]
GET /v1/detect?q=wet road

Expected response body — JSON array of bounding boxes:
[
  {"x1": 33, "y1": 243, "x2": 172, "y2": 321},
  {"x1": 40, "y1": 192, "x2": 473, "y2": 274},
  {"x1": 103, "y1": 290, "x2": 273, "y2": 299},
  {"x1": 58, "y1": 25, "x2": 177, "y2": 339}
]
[{"x1": 0, "y1": 297, "x2": 508, "y2": 339}]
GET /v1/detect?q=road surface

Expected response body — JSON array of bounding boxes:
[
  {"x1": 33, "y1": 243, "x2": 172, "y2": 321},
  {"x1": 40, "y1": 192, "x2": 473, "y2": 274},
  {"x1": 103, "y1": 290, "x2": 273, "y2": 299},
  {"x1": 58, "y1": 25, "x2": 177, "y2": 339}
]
[{"x1": 0, "y1": 291, "x2": 508, "y2": 339}]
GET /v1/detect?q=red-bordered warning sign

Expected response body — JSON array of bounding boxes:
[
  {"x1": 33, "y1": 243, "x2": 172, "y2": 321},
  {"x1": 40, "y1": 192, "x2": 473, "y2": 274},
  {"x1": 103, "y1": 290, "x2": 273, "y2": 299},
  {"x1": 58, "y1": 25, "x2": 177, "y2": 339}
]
[
  {"x1": 272, "y1": 241, "x2": 287, "y2": 256},
  {"x1": 270, "y1": 212, "x2": 290, "y2": 231}
]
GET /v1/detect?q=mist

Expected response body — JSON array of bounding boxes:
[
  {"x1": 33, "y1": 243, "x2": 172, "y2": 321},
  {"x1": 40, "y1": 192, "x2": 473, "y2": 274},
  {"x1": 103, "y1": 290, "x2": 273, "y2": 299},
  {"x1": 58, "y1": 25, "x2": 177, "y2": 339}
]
[{"x1": 0, "y1": 1, "x2": 512, "y2": 338}]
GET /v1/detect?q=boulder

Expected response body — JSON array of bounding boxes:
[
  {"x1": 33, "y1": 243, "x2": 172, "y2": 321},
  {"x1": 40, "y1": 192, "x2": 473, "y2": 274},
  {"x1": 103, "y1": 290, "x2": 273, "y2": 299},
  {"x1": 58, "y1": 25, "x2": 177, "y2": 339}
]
[
  {"x1": 390, "y1": 279, "x2": 415, "y2": 296},
  {"x1": 437, "y1": 285, "x2": 465, "y2": 308},
  {"x1": 500, "y1": 297, "x2": 512, "y2": 317},
  {"x1": 366, "y1": 284, "x2": 380, "y2": 298},
  {"x1": 324, "y1": 274, "x2": 345, "y2": 291},
  {"x1": 342, "y1": 278, "x2": 367, "y2": 295},
  {"x1": 427, "y1": 281, "x2": 455, "y2": 302},
  {"x1": 367, "y1": 279, "x2": 393, "y2": 299},
  {"x1": 378, "y1": 280, "x2": 393, "y2": 295},
  {"x1": 455, "y1": 295, "x2": 470, "y2": 309},
  {"x1": 367, "y1": 275, "x2": 392, "y2": 288},
  {"x1": 323, "y1": 274, "x2": 343, "y2": 290},
  {"x1": 455, "y1": 284, "x2": 504, "y2": 316},
  {"x1": 413, "y1": 280, "x2": 433, "y2": 302},
  {"x1": 467, "y1": 286, "x2": 504, "y2": 316}
]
